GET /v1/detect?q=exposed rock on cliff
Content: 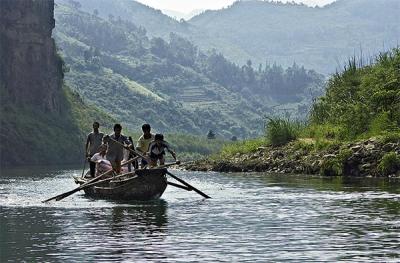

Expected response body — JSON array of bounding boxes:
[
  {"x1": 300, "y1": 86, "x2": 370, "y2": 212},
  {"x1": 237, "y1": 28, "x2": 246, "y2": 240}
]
[
  {"x1": 0, "y1": 0, "x2": 63, "y2": 112},
  {"x1": 0, "y1": 0, "x2": 114, "y2": 167}
]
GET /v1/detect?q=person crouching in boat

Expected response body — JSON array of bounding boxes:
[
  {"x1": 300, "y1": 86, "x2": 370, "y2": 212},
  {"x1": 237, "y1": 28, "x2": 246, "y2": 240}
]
[
  {"x1": 103, "y1": 123, "x2": 132, "y2": 174},
  {"x1": 90, "y1": 144, "x2": 112, "y2": 176},
  {"x1": 148, "y1": 133, "x2": 176, "y2": 167}
]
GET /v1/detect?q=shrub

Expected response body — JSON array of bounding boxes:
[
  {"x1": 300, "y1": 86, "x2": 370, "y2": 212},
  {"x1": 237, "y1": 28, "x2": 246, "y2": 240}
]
[
  {"x1": 293, "y1": 139, "x2": 314, "y2": 152},
  {"x1": 377, "y1": 132, "x2": 400, "y2": 144},
  {"x1": 320, "y1": 157, "x2": 342, "y2": 176},
  {"x1": 369, "y1": 111, "x2": 400, "y2": 135},
  {"x1": 220, "y1": 138, "x2": 266, "y2": 157},
  {"x1": 265, "y1": 117, "x2": 303, "y2": 146},
  {"x1": 378, "y1": 152, "x2": 400, "y2": 175}
]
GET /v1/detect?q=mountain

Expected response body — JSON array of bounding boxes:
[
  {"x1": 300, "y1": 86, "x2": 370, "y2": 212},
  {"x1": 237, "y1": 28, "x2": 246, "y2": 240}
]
[
  {"x1": 161, "y1": 9, "x2": 205, "y2": 21},
  {"x1": 53, "y1": 2, "x2": 324, "y2": 139},
  {"x1": 189, "y1": 0, "x2": 400, "y2": 74},
  {"x1": 0, "y1": 0, "x2": 113, "y2": 166},
  {"x1": 63, "y1": 0, "x2": 399, "y2": 75},
  {"x1": 57, "y1": 0, "x2": 191, "y2": 39}
]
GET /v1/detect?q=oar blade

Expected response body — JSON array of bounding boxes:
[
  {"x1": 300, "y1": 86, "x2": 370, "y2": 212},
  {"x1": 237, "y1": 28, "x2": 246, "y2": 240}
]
[{"x1": 166, "y1": 171, "x2": 211, "y2": 199}]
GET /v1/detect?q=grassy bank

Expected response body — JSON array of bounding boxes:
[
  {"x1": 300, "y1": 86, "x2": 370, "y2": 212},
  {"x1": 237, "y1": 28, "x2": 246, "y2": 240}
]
[{"x1": 204, "y1": 49, "x2": 400, "y2": 176}]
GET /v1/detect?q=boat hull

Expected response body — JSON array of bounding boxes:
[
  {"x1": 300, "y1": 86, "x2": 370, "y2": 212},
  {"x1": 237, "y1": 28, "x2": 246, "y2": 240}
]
[{"x1": 76, "y1": 168, "x2": 168, "y2": 201}]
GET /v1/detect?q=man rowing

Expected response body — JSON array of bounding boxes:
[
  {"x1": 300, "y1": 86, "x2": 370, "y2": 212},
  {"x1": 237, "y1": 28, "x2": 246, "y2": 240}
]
[{"x1": 103, "y1": 123, "x2": 132, "y2": 174}]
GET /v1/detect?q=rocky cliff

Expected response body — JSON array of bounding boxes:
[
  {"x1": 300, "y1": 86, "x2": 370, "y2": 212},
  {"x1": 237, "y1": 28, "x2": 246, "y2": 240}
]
[
  {"x1": 0, "y1": 0, "x2": 114, "y2": 167},
  {"x1": 0, "y1": 0, "x2": 63, "y2": 112}
]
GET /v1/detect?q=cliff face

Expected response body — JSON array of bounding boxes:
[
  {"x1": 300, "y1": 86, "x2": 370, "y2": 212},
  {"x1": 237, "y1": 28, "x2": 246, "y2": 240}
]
[{"x1": 0, "y1": 0, "x2": 63, "y2": 112}]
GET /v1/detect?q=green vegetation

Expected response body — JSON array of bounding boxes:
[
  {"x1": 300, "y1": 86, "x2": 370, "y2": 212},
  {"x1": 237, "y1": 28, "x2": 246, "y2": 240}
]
[
  {"x1": 0, "y1": 87, "x2": 114, "y2": 166},
  {"x1": 217, "y1": 49, "x2": 400, "y2": 157},
  {"x1": 54, "y1": 1, "x2": 324, "y2": 139},
  {"x1": 67, "y1": 0, "x2": 399, "y2": 75},
  {"x1": 219, "y1": 138, "x2": 266, "y2": 158},
  {"x1": 378, "y1": 152, "x2": 400, "y2": 176},
  {"x1": 310, "y1": 49, "x2": 400, "y2": 140},
  {"x1": 265, "y1": 117, "x2": 303, "y2": 146}
]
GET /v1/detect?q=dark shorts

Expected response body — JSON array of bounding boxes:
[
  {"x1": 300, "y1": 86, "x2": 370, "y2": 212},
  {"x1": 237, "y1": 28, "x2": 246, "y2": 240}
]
[{"x1": 150, "y1": 152, "x2": 164, "y2": 161}]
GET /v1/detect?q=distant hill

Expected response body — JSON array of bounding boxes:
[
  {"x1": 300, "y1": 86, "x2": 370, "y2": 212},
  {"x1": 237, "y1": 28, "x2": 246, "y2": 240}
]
[
  {"x1": 54, "y1": 1, "x2": 324, "y2": 138},
  {"x1": 189, "y1": 0, "x2": 399, "y2": 74},
  {"x1": 64, "y1": 0, "x2": 399, "y2": 74}
]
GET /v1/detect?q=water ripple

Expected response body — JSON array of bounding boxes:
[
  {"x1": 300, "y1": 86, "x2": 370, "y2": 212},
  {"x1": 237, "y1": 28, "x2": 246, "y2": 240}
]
[{"x1": 1, "y1": 168, "x2": 399, "y2": 262}]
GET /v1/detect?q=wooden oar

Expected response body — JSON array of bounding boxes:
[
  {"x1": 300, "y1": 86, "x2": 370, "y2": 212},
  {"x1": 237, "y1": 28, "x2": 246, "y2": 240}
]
[
  {"x1": 42, "y1": 157, "x2": 138, "y2": 203},
  {"x1": 80, "y1": 157, "x2": 87, "y2": 178},
  {"x1": 166, "y1": 171, "x2": 211, "y2": 199},
  {"x1": 167, "y1": 181, "x2": 192, "y2": 191},
  {"x1": 77, "y1": 172, "x2": 137, "y2": 190}
]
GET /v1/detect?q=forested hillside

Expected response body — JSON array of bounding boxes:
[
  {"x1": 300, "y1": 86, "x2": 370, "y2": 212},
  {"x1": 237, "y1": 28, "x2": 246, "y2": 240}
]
[
  {"x1": 64, "y1": 0, "x2": 399, "y2": 75},
  {"x1": 190, "y1": 0, "x2": 399, "y2": 74},
  {"x1": 54, "y1": 2, "x2": 323, "y2": 138}
]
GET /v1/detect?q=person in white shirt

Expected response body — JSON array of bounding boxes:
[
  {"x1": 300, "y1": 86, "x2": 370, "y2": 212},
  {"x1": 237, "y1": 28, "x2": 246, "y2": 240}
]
[{"x1": 90, "y1": 144, "x2": 112, "y2": 176}]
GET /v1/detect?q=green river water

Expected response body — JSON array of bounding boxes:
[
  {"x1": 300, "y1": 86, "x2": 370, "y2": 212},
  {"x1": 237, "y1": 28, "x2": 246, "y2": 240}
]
[{"x1": 1, "y1": 166, "x2": 399, "y2": 262}]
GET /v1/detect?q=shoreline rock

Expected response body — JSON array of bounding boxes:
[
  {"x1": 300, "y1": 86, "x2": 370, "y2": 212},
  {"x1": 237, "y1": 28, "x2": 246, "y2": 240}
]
[{"x1": 185, "y1": 138, "x2": 400, "y2": 177}]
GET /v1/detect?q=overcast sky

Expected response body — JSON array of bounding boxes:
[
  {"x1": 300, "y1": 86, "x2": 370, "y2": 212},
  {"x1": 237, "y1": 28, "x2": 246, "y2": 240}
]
[{"x1": 135, "y1": 0, "x2": 337, "y2": 13}]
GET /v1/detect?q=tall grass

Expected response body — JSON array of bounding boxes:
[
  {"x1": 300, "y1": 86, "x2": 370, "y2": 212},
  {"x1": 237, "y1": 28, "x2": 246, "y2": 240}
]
[
  {"x1": 219, "y1": 137, "x2": 266, "y2": 157},
  {"x1": 265, "y1": 117, "x2": 304, "y2": 146}
]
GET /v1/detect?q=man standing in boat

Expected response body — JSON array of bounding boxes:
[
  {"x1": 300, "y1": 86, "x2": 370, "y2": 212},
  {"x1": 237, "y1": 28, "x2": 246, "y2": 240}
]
[
  {"x1": 85, "y1": 121, "x2": 104, "y2": 177},
  {"x1": 103, "y1": 123, "x2": 132, "y2": 174},
  {"x1": 136, "y1": 123, "x2": 155, "y2": 168}
]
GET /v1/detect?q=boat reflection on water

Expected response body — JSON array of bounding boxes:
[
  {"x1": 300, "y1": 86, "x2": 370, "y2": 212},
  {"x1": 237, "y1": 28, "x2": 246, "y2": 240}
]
[{"x1": 110, "y1": 199, "x2": 169, "y2": 235}]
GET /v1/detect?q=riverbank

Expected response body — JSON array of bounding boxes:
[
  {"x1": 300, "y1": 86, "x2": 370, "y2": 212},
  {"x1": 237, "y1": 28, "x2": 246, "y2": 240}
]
[{"x1": 185, "y1": 137, "x2": 400, "y2": 177}]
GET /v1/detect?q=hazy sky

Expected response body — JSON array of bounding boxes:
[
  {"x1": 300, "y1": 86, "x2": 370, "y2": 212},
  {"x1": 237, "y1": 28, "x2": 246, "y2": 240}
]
[{"x1": 135, "y1": 0, "x2": 337, "y2": 13}]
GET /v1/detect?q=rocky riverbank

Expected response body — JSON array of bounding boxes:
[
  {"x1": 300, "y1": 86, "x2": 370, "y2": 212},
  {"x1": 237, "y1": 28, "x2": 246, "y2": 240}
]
[{"x1": 185, "y1": 137, "x2": 400, "y2": 177}]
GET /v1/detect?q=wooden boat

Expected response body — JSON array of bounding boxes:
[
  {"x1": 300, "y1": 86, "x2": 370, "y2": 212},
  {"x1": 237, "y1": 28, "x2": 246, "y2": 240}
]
[{"x1": 74, "y1": 168, "x2": 168, "y2": 201}]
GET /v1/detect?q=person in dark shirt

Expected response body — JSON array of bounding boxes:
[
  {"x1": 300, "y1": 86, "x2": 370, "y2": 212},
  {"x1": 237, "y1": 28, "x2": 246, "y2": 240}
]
[
  {"x1": 148, "y1": 133, "x2": 176, "y2": 167},
  {"x1": 103, "y1": 123, "x2": 131, "y2": 174}
]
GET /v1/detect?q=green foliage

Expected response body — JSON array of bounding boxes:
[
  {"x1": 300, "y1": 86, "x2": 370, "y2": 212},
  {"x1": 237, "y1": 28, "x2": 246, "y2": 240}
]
[
  {"x1": 320, "y1": 158, "x2": 342, "y2": 176},
  {"x1": 377, "y1": 132, "x2": 400, "y2": 144},
  {"x1": 70, "y1": 0, "x2": 399, "y2": 75},
  {"x1": 301, "y1": 124, "x2": 347, "y2": 141},
  {"x1": 219, "y1": 138, "x2": 266, "y2": 158},
  {"x1": 310, "y1": 48, "x2": 400, "y2": 139},
  {"x1": 165, "y1": 133, "x2": 225, "y2": 159},
  {"x1": 369, "y1": 112, "x2": 400, "y2": 135},
  {"x1": 265, "y1": 117, "x2": 303, "y2": 146},
  {"x1": 292, "y1": 140, "x2": 314, "y2": 152},
  {"x1": 0, "y1": 87, "x2": 114, "y2": 166},
  {"x1": 320, "y1": 148, "x2": 352, "y2": 176},
  {"x1": 54, "y1": 2, "x2": 324, "y2": 139},
  {"x1": 378, "y1": 152, "x2": 400, "y2": 175}
]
